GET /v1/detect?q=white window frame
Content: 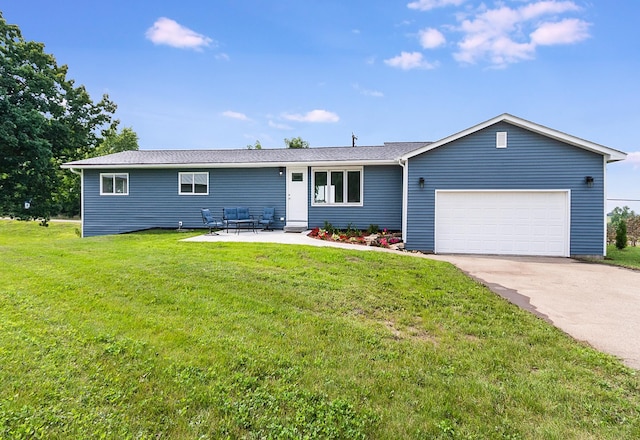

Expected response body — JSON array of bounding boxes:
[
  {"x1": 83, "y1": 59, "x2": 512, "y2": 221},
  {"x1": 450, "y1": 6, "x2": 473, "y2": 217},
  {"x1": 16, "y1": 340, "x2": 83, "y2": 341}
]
[
  {"x1": 179, "y1": 172, "x2": 209, "y2": 195},
  {"x1": 311, "y1": 167, "x2": 363, "y2": 207},
  {"x1": 100, "y1": 173, "x2": 129, "y2": 195},
  {"x1": 496, "y1": 131, "x2": 507, "y2": 148}
]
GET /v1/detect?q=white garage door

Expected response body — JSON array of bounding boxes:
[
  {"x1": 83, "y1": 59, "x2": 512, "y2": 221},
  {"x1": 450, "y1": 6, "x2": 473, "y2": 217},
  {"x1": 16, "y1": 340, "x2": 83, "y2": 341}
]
[{"x1": 435, "y1": 190, "x2": 569, "y2": 256}]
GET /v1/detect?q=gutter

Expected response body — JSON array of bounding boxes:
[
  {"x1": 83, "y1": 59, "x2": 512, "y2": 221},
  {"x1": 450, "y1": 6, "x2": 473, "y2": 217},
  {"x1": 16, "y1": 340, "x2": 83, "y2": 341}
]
[{"x1": 60, "y1": 159, "x2": 402, "y2": 170}]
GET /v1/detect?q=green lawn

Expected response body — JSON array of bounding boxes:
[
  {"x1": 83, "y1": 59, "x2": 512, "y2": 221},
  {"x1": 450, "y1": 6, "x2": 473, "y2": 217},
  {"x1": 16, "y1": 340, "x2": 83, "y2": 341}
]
[
  {"x1": 605, "y1": 245, "x2": 640, "y2": 270},
  {"x1": 1, "y1": 220, "x2": 639, "y2": 439}
]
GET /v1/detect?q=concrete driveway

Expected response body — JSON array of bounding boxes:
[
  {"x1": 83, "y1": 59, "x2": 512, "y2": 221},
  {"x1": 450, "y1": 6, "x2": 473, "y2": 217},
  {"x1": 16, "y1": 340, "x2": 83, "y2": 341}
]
[{"x1": 429, "y1": 255, "x2": 640, "y2": 370}]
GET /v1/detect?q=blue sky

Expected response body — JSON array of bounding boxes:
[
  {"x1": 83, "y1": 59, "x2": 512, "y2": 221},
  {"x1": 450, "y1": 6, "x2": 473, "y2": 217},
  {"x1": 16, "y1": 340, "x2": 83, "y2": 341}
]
[{"x1": 3, "y1": 0, "x2": 639, "y2": 212}]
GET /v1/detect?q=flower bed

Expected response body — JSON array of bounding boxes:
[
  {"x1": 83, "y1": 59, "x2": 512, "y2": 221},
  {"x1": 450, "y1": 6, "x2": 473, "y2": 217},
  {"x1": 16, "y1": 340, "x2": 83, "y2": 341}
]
[{"x1": 308, "y1": 227, "x2": 403, "y2": 249}]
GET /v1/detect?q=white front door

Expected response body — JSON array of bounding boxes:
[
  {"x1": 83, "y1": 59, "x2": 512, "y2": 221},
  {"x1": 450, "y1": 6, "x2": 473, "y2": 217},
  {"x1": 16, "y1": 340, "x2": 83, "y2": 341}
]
[{"x1": 286, "y1": 167, "x2": 308, "y2": 228}]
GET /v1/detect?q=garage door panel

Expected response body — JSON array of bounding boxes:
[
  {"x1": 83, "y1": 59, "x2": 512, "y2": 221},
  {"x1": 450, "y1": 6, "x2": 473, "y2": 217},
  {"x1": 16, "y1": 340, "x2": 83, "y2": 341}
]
[{"x1": 435, "y1": 191, "x2": 569, "y2": 257}]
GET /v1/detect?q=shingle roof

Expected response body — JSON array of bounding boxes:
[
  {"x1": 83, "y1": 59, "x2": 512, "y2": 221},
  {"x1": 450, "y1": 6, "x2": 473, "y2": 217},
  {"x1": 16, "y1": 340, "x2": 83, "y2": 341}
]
[{"x1": 62, "y1": 142, "x2": 430, "y2": 168}]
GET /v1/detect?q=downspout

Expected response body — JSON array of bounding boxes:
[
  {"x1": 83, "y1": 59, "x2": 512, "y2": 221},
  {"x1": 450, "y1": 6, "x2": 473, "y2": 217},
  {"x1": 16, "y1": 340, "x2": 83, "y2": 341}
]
[
  {"x1": 68, "y1": 168, "x2": 84, "y2": 237},
  {"x1": 398, "y1": 158, "x2": 408, "y2": 244},
  {"x1": 603, "y1": 155, "x2": 608, "y2": 257}
]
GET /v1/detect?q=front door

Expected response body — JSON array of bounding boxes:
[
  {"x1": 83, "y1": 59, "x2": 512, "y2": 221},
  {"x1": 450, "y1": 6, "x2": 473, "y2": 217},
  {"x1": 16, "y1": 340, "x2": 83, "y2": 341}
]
[{"x1": 286, "y1": 167, "x2": 308, "y2": 228}]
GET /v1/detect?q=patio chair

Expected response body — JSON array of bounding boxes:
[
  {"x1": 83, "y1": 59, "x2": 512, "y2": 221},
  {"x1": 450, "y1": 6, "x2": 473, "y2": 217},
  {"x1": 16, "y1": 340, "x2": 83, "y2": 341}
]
[
  {"x1": 201, "y1": 208, "x2": 224, "y2": 235},
  {"x1": 258, "y1": 207, "x2": 275, "y2": 230}
]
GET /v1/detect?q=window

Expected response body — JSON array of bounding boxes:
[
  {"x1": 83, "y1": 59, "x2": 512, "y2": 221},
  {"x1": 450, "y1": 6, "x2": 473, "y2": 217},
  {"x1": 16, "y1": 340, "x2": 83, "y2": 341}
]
[
  {"x1": 179, "y1": 172, "x2": 209, "y2": 195},
  {"x1": 291, "y1": 173, "x2": 304, "y2": 182},
  {"x1": 100, "y1": 173, "x2": 128, "y2": 195},
  {"x1": 496, "y1": 131, "x2": 507, "y2": 148},
  {"x1": 312, "y1": 168, "x2": 362, "y2": 206}
]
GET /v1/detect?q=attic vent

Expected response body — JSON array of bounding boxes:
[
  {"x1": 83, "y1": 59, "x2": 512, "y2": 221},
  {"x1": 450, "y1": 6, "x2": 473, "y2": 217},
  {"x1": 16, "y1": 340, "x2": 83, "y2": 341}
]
[{"x1": 496, "y1": 131, "x2": 507, "y2": 149}]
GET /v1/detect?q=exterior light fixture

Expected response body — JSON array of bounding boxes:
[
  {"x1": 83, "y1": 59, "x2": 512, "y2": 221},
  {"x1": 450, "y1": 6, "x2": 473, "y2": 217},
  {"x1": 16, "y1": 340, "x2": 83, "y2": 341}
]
[
  {"x1": 585, "y1": 176, "x2": 594, "y2": 187},
  {"x1": 279, "y1": 167, "x2": 285, "y2": 176},
  {"x1": 418, "y1": 177, "x2": 425, "y2": 189}
]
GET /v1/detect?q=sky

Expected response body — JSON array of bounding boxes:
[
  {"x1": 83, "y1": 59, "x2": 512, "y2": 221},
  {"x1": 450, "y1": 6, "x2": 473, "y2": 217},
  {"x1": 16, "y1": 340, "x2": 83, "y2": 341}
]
[{"x1": 2, "y1": 0, "x2": 639, "y2": 212}]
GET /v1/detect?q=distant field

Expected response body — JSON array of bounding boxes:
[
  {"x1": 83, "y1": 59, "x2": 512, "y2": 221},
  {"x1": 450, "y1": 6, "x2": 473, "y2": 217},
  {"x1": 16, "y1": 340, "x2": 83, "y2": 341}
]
[{"x1": 1, "y1": 220, "x2": 639, "y2": 439}]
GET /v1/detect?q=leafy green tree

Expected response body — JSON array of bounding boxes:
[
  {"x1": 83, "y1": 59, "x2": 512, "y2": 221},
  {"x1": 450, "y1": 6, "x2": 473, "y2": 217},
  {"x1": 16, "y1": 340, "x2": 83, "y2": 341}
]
[
  {"x1": 284, "y1": 136, "x2": 309, "y2": 149},
  {"x1": 0, "y1": 12, "x2": 118, "y2": 222},
  {"x1": 246, "y1": 140, "x2": 262, "y2": 150},
  {"x1": 95, "y1": 127, "x2": 139, "y2": 156},
  {"x1": 615, "y1": 220, "x2": 628, "y2": 250},
  {"x1": 610, "y1": 206, "x2": 635, "y2": 226}
]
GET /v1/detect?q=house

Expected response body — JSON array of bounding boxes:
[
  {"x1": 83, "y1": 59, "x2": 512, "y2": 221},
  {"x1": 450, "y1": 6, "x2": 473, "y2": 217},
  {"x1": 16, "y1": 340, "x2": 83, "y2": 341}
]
[{"x1": 62, "y1": 114, "x2": 626, "y2": 257}]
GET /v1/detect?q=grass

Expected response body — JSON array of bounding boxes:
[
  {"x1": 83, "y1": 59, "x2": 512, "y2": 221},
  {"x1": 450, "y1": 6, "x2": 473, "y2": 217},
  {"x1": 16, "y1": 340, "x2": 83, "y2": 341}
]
[
  {"x1": 604, "y1": 245, "x2": 640, "y2": 270},
  {"x1": 1, "y1": 219, "x2": 639, "y2": 439}
]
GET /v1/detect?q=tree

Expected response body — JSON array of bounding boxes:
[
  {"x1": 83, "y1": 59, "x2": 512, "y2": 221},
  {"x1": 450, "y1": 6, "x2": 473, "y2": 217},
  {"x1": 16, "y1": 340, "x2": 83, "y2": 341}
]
[
  {"x1": 606, "y1": 223, "x2": 616, "y2": 245},
  {"x1": 95, "y1": 127, "x2": 139, "y2": 156},
  {"x1": 615, "y1": 220, "x2": 627, "y2": 250},
  {"x1": 610, "y1": 206, "x2": 635, "y2": 226},
  {"x1": 0, "y1": 12, "x2": 118, "y2": 222},
  {"x1": 284, "y1": 136, "x2": 309, "y2": 149},
  {"x1": 627, "y1": 215, "x2": 640, "y2": 247},
  {"x1": 246, "y1": 140, "x2": 262, "y2": 150}
]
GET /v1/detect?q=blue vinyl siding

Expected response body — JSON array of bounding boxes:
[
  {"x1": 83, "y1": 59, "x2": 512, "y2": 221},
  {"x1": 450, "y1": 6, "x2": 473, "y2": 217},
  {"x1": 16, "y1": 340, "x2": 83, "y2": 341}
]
[
  {"x1": 82, "y1": 167, "x2": 286, "y2": 237},
  {"x1": 308, "y1": 165, "x2": 403, "y2": 231},
  {"x1": 405, "y1": 122, "x2": 605, "y2": 256}
]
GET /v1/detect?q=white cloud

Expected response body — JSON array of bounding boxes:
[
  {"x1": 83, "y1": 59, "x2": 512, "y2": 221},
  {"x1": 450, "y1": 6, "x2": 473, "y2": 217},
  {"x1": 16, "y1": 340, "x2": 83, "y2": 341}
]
[
  {"x1": 282, "y1": 110, "x2": 340, "y2": 123},
  {"x1": 353, "y1": 83, "x2": 384, "y2": 97},
  {"x1": 419, "y1": 28, "x2": 446, "y2": 49},
  {"x1": 268, "y1": 120, "x2": 293, "y2": 130},
  {"x1": 408, "y1": 0, "x2": 466, "y2": 11},
  {"x1": 530, "y1": 18, "x2": 591, "y2": 45},
  {"x1": 625, "y1": 152, "x2": 640, "y2": 168},
  {"x1": 520, "y1": 1, "x2": 580, "y2": 20},
  {"x1": 452, "y1": 1, "x2": 590, "y2": 67},
  {"x1": 384, "y1": 51, "x2": 439, "y2": 70},
  {"x1": 146, "y1": 17, "x2": 213, "y2": 50},
  {"x1": 222, "y1": 111, "x2": 249, "y2": 121}
]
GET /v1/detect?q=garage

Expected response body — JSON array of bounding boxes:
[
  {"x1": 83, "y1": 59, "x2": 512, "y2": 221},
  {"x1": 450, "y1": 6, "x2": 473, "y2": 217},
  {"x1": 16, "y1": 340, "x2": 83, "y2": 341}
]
[{"x1": 435, "y1": 190, "x2": 570, "y2": 256}]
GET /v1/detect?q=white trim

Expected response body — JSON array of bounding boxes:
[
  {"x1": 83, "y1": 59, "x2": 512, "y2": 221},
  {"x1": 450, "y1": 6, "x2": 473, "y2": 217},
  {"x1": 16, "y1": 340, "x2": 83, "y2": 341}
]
[
  {"x1": 603, "y1": 156, "x2": 608, "y2": 257},
  {"x1": 100, "y1": 173, "x2": 129, "y2": 195},
  {"x1": 178, "y1": 171, "x2": 209, "y2": 196},
  {"x1": 496, "y1": 131, "x2": 507, "y2": 148},
  {"x1": 310, "y1": 167, "x2": 364, "y2": 207},
  {"x1": 80, "y1": 170, "x2": 85, "y2": 237},
  {"x1": 401, "y1": 113, "x2": 627, "y2": 163},
  {"x1": 399, "y1": 159, "x2": 408, "y2": 243},
  {"x1": 434, "y1": 189, "x2": 571, "y2": 257}
]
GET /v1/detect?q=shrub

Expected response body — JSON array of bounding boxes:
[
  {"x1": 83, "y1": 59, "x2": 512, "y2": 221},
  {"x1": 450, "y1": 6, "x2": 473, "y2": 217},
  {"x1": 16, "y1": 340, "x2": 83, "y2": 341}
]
[
  {"x1": 616, "y1": 220, "x2": 628, "y2": 250},
  {"x1": 367, "y1": 224, "x2": 379, "y2": 235},
  {"x1": 323, "y1": 221, "x2": 335, "y2": 235},
  {"x1": 346, "y1": 223, "x2": 360, "y2": 237}
]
